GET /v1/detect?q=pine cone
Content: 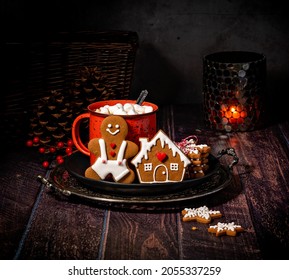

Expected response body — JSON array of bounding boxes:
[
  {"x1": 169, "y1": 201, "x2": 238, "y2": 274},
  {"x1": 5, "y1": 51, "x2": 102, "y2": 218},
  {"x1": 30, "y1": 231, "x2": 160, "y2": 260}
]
[
  {"x1": 28, "y1": 90, "x2": 73, "y2": 146},
  {"x1": 28, "y1": 65, "x2": 116, "y2": 148},
  {"x1": 69, "y1": 66, "x2": 116, "y2": 116}
]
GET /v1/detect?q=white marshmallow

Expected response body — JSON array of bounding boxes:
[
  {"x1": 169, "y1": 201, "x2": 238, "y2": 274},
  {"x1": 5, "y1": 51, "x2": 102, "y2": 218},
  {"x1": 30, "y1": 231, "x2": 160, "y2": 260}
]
[
  {"x1": 126, "y1": 108, "x2": 137, "y2": 115},
  {"x1": 99, "y1": 107, "x2": 110, "y2": 114},
  {"x1": 95, "y1": 102, "x2": 154, "y2": 116},
  {"x1": 143, "y1": 105, "x2": 153, "y2": 113},
  {"x1": 133, "y1": 104, "x2": 145, "y2": 114},
  {"x1": 113, "y1": 108, "x2": 127, "y2": 115},
  {"x1": 108, "y1": 104, "x2": 121, "y2": 114},
  {"x1": 123, "y1": 103, "x2": 134, "y2": 112}
]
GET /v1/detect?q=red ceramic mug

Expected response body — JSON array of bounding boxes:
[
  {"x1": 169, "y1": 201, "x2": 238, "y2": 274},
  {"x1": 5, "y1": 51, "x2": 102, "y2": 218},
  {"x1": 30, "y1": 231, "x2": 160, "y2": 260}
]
[{"x1": 72, "y1": 100, "x2": 158, "y2": 164}]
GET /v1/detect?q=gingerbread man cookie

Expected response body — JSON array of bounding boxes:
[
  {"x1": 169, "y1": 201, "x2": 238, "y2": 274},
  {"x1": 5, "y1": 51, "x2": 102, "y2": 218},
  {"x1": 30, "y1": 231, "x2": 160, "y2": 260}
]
[
  {"x1": 181, "y1": 206, "x2": 222, "y2": 223},
  {"x1": 85, "y1": 115, "x2": 139, "y2": 184},
  {"x1": 208, "y1": 222, "x2": 244, "y2": 237}
]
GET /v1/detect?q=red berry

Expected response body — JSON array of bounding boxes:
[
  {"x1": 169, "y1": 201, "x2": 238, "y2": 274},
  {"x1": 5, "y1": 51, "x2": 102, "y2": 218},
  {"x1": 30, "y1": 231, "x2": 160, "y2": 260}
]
[
  {"x1": 42, "y1": 161, "x2": 50, "y2": 168},
  {"x1": 49, "y1": 147, "x2": 56, "y2": 153},
  {"x1": 39, "y1": 147, "x2": 45, "y2": 153},
  {"x1": 57, "y1": 157, "x2": 64, "y2": 165},
  {"x1": 57, "y1": 142, "x2": 64, "y2": 149},
  {"x1": 33, "y1": 136, "x2": 40, "y2": 143},
  {"x1": 26, "y1": 140, "x2": 33, "y2": 147},
  {"x1": 67, "y1": 139, "x2": 74, "y2": 147},
  {"x1": 65, "y1": 147, "x2": 73, "y2": 155}
]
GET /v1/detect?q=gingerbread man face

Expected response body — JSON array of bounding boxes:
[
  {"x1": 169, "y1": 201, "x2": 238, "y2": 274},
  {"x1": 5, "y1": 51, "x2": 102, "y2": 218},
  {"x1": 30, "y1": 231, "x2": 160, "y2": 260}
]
[
  {"x1": 85, "y1": 115, "x2": 139, "y2": 184},
  {"x1": 100, "y1": 115, "x2": 128, "y2": 143}
]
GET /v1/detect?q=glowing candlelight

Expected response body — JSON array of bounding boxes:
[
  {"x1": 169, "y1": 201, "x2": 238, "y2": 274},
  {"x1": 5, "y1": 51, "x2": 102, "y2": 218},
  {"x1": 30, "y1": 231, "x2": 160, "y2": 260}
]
[
  {"x1": 221, "y1": 102, "x2": 247, "y2": 131},
  {"x1": 203, "y1": 51, "x2": 266, "y2": 132}
]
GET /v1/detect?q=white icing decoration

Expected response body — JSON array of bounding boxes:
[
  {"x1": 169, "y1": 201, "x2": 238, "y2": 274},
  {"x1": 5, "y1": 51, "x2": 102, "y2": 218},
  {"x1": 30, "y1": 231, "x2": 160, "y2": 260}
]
[
  {"x1": 106, "y1": 123, "x2": 120, "y2": 135},
  {"x1": 91, "y1": 139, "x2": 129, "y2": 181},
  {"x1": 99, "y1": 139, "x2": 107, "y2": 161},
  {"x1": 209, "y1": 222, "x2": 242, "y2": 232},
  {"x1": 116, "y1": 141, "x2": 127, "y2": 162},
  {"x1": 153, "y1": 164, "x2": 168, "y2": 182},
  {"x1": 184, "y1": 206, "x2": 221, "y2": 220},
  {"x1": 144, "y1": 163, "x2": 152, "y2": 171},
  {"x1": 170, "y1": 163, "x2": 179, "y2": 170}
]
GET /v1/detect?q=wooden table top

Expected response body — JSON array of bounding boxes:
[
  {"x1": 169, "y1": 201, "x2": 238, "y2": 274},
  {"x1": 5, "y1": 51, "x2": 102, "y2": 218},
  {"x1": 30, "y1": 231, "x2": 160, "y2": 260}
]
[{"x1": 1, "y1": 104, "x2": 289, "y2": 260}]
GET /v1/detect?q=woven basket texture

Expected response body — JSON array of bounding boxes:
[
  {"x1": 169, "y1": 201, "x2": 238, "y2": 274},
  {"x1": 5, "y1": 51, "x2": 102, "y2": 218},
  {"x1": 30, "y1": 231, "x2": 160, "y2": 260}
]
[{"x1": 1, "y1": 30, "x2": 139, "y2": 147}]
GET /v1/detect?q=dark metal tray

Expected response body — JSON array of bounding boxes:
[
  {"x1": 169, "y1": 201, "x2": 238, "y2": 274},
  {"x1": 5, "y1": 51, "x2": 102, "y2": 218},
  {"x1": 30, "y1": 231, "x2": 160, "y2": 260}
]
[
  {"x1": 38, "y1": 148, "x2": 238, "y2": 210},
  {"x1": 64, "y1": 151, "x2": 223, "y2": 196}
]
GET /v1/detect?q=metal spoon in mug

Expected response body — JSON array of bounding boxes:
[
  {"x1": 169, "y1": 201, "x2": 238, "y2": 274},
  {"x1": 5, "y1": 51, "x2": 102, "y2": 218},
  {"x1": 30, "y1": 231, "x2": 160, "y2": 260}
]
[{"x1": 136, "y1": 89, "x2": 148, "y2": 105}]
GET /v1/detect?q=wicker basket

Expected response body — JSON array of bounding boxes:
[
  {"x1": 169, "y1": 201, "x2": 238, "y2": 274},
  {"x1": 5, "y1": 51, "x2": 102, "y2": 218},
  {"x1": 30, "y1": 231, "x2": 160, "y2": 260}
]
[{"x1": 1, "y1": 30, "x2": 139, "y2": 147}]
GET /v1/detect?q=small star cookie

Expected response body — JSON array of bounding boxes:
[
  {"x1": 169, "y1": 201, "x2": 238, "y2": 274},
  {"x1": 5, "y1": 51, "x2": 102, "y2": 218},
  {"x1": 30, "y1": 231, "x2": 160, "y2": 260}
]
[
  {"x1": 208, "y1": 222, "x2": 244, "y2": 237},
  {"x1": 181, "y1": 206, "x2": 222, "y2": 223}
]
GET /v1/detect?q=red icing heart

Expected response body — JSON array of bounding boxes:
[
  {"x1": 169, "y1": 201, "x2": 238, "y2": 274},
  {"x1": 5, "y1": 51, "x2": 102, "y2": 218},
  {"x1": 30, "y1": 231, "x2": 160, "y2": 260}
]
[
  {"x1": 110, "y1": 143, "x2": 116, "y2": 149},
  {"x1": 110, "y1": 151, "x2": 116, "y2": 157},
  {"x1": 156, "y1": 152, "x2": 167, "y2": 162}
]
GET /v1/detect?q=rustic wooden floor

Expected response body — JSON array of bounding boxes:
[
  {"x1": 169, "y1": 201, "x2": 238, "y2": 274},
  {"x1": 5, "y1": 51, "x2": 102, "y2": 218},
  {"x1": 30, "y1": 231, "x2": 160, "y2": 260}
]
[{"x1": 1, "y1": 104, "x2": 289, "y2": 260}]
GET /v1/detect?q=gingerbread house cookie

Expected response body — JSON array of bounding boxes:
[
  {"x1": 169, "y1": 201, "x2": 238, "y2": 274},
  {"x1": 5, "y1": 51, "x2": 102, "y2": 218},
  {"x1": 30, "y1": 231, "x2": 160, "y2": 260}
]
[{"x1": 131, "y1": 129, "x2": 191, "y2": 183}]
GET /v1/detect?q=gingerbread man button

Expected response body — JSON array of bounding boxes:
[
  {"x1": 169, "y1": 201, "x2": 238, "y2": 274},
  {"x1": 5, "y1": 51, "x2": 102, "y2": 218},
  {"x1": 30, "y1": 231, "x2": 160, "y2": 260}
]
[{"x1": 85, "y1": 115, "x2": 139, "y2": 184}]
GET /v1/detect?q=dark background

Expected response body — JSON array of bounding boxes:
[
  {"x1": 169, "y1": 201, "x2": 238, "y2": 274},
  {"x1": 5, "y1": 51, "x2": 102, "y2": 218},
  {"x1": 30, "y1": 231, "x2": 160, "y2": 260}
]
[{"x1": 2, "y1": 0, "x2": 289, "y2": 115}]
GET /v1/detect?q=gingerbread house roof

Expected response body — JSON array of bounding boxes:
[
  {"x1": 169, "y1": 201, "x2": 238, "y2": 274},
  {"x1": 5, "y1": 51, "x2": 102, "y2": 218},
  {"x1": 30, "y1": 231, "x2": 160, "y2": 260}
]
[{"x1": 131, "y1": 129, "x2": 191, "y2": 167}]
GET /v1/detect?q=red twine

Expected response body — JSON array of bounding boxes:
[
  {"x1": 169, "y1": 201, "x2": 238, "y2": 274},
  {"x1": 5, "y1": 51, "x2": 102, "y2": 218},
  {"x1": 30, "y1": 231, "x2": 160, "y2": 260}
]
[{"x1": 175, "y1": 135, "x2": 198, "y2": 155}]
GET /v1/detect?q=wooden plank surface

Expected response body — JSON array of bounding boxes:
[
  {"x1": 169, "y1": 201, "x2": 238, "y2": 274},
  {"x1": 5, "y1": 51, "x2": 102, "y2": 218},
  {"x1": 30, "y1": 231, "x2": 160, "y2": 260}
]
[
  {"x1": 1, "y1": 105, "x2": 289, "y2": 260},
  {"x1": 17, "y1": 190, "x2": 106, "y2": 260},
  {"x1": 102, "y1": 210, "x2": 180, "y2": 259},
  {"x1": 0, "y1": 149, "x2": 46, "y2": 259},
  {"x1": 172, "y1": 105, "x2": 258, "y2": 259},
  {"x1": 173, "y1": 105, "x2": 289, "y2": 259},
  {"x1": 231, "y1": 125, "x2": 289, "y2": 259}
]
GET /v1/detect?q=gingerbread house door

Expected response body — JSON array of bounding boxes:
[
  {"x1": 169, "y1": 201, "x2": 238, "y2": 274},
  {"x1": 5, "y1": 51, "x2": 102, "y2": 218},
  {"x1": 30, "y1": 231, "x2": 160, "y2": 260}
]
[{"x1": 153, "y1": 164, "x2": 168, "y2": 182}]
